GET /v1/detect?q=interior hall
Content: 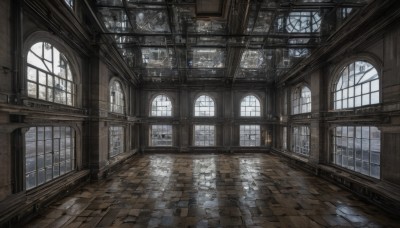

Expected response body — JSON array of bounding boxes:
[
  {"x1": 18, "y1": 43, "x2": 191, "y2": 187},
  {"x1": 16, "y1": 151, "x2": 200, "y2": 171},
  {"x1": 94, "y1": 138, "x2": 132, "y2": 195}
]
[{"x1": 0, "y1": 0, "x2": 400, "y2": 227}]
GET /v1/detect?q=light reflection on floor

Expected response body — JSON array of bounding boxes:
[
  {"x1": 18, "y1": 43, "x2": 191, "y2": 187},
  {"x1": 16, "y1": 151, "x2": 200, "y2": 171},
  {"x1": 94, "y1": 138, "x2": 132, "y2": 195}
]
[{"x1": 24, "y1": 153, "x2": 400, "y2": 227}]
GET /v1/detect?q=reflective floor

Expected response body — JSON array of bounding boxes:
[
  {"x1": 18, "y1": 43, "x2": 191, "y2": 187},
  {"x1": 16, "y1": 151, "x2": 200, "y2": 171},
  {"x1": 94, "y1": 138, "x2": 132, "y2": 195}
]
[{"x1": 25, "y1": 153, "x2": 400, "y2": 227}]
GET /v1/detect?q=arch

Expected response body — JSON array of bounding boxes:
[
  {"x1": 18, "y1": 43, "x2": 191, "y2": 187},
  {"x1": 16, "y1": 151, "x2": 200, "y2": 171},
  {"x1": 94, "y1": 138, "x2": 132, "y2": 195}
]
[
  {"x1": 150, "y1": 94, "x2": 172, "y2": 117},
  {"x1": 240, "y1": 94, "x2": 261, "y2": 117},
  {"x1": 24, "y1": 31, "x2": 80, "y2": 106},
  {"x1": 330, "y1": 56, "x2": 381, "y2": 110},
  {"x1": 194, "y1": 94, "x2": 215, "y2": 117},
  {"x1": 109, "y1": 78, "x2": 126, "y2": 114}
]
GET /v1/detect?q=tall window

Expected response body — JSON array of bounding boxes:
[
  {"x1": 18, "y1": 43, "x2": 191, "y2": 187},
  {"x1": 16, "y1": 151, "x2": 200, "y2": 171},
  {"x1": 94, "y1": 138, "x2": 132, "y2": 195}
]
[
  {"x1": 151, "y1": 125, "x2": 172, "y2": 146},
  {"x1": 332, "y1": 126, "x2": 380, "y2": 179},
  {"x1": 27, "y1": 42, "x2": 75, "y2": 106},
  {"x1": 240, "y1": 95, "x2": 261, "y2": 117},
  {"x1": 194, "y1": 125, "x2": 215, "y2": 146},
  {"x1": 110, "y1": 80, "x2": 125, "y2": 114},
  {"x1": 151, "y1": 95, "x2": 172, "y2": 116},
  {"x1": 194, "y1": 95, "x2": 215, "y2": 117},
  {"x1": 25, "y1": 126, "x2": 75, "y2": 190},
  {"x1": 292, "y1": 126, "x2": 310, "y2": 156},
  {"x1": 240, "y1": 125, "x2": 260, "y2": 146},
  {"x1": 334, "y1": 61, "x2": 379, "y2": 110},
  {"x1": 109, "y1": 126, "x2": 124, "y2": 157},
  {"x1": 292, "y1": 86, "x2": 311, "y2": 114}
]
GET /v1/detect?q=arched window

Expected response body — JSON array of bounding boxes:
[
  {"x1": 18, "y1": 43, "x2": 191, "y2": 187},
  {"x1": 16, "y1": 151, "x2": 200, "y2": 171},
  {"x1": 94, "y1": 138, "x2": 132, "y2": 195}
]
[
  {"x1": 27, "y1": 42, "x2": 75, "y2": 106},
  {"x1": 334, "y1": 61, "x2": 379, "y2": 110},
  {"x1": 292, "y1": 86, "x2": 311, "y2": 114},
  {"x1": 151, "y1": 94, "x2": 172, "y2": 116},
  {"x1": 240, "y1": 95, "x2": 261, "y2": 117},
  {"x1": 110, "y1": 80, "x2": 125, "y2": 114},
  {"x1": 194, "y1": 95, "x2": 215, "y2": 117},
  {"x1": 25, "y1": 126, "x2": 75, "y2": 190}
]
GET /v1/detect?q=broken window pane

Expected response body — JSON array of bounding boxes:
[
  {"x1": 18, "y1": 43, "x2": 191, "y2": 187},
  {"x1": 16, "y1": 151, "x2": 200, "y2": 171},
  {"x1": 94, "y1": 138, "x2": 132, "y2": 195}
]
[
  {"x1": 191, "y1": 48, "x2": 225, "y2": 68},
  {"x1": 240, "y1": 50, "x2": 266, "y2": 69},
  {"x1": 151, "y1": 125, "x2": 173, "y2": 146},
  {"x1": 142, "y1": 48, "x2": 174, "y2": 68}
]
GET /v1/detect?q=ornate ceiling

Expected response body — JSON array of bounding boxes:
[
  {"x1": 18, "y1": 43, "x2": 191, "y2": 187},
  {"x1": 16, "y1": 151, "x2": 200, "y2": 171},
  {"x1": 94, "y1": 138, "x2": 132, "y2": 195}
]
[{"x1": 94, "y1": 0, "x2": 367, "y2": 84}]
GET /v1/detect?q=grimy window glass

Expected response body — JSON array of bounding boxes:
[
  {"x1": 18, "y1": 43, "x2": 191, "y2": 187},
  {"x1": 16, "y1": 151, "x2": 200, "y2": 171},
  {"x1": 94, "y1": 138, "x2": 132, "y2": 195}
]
[
  {"x1": 110, "y1": 80, "x2": 125, "y2": 114},
  {"x1": 109, "y1": 126, "x2": 124, "y2": 157},
  {"x1": 240, "y1": 125, "x2": 260, "y2": 146},
  {"x1": 292, "y1": 86, "x2": 311, "y2": 114},
  {"x1": 240, "y1": 95, "x2": 261, "y2": 117},
  {"x1": 194, "y1": 125, "x2": 215, "y2": 146},
  {"x1": 334, "y1": 61, "x2": 379, "y2": 110},
  {"x1": 194, "y1": 95, "x2": 215, "y2": 117},
  {"x1": 151, "y1": 95, "x2": 172, "y2": 116},
  {"x1": 332, "y1": 126, "x2": 380, "y2": 179},
  {"x1": 291, "y1": 126, "x2": 310, "y2": 156},
  {"x1": 27, "y1": 42, "x2": 75, "y2": 106},
  {"x1": 151, "y1": 125, "x2": 173, "y2": 146},
  {"x1": 25, "y1": 126, "x2": 75, "y2": 190}
]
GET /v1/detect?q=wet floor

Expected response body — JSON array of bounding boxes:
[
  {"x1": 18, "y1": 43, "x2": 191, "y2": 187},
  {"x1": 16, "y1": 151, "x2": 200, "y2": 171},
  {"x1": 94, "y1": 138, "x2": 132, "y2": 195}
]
[{"x1": 25, "y1": 153, "x2": 400, "y2": 227}]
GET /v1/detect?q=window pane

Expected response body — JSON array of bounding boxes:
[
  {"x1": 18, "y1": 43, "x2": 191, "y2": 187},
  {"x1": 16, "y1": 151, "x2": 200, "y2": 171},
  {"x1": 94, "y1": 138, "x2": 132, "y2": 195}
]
[
  {"x1": 334, "y1": 61, "x2": 379, "y2": 110},
  {"x1": 194, "y1": 125, "x2": 215, "y2": 146},
  {"x1": 151, "y1": 95, "x2": 172, "y2": 117},
  {"x1": 151, "y1": 125, "x2": 173, "y2": 146},
  {"x1": 109, "y1": 126, "x2": 124, "y2": 157},
  {"x1": 240, "y1": 125, "x2": 260, "y2": 146},
  {"x1": 332, "y1": 126, "x2": 380, "y2": 179},
  {"x1": 25, "y1": 126, "x2": 75, "y2": 190},
  {"x1": 194, "y1": 95, "x2": 215, "y2": 117},
  {"x1": 240, "y1": 95, "x2": 261, "y2": 117},
  {"x1": 110, "y1": 81, "x2": 125, "y2": 114},
  {"x1": 27, "y1": 42, "x2": 75, "y2": 106}
]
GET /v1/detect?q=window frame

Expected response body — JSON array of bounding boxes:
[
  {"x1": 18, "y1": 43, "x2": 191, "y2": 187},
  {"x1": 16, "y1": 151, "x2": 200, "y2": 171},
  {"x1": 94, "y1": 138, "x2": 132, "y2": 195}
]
[
  {"x1": 331, "y1": 59, "x2": 381, "y2": 110},
  {"x1": 150, "y1": 94, "x2": 173, "y2": 117},
  {"x1": 109, "y1": 79, "x2": 126, "y2": 114},
  {"x1": 193, "y1": 125, "x2": 216, "y2": 147},
  {"x1": 26, "y1": 41, "x2": 76, "y2": 106},
  {"x1": 109, "y1": 126, "x2": 125, "y2": 158},
  {"x1": 291, "y1": 125, "x2": 310, "y2": 156},
  {"x1": 291, "y1": 85, "x2": 311, "y2": 115},
  {"x1": 194, "y1": 94, "x2": 216, "y2": 117},
  {"x1": 150, "y1": 125, "x2": 173, "y2": 147},
  {"x1": 240, "y1": 94, "x2": 262, "y2": 117},
  {"x1": 239, "y1": 125, "x2": 261, "y2": 147},
  {"x1": 331, "y1": 125, "x2": 381, "y2": 179},
  {"x1": 24, "y1": 126, "x2": 76, "y2": 190}
]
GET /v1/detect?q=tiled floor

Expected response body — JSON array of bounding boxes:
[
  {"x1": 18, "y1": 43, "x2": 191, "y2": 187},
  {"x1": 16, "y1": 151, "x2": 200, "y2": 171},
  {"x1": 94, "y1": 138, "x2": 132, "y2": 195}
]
[{"x1": 25, "y1": 153, "x2": 400, "y2": 227}]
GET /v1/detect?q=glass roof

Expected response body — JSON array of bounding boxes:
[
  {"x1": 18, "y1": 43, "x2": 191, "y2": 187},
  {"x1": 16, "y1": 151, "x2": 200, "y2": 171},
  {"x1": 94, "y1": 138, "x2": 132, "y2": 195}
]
[{"x1": 94, "y1": 0, "x2": 368, "y2": 83}]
